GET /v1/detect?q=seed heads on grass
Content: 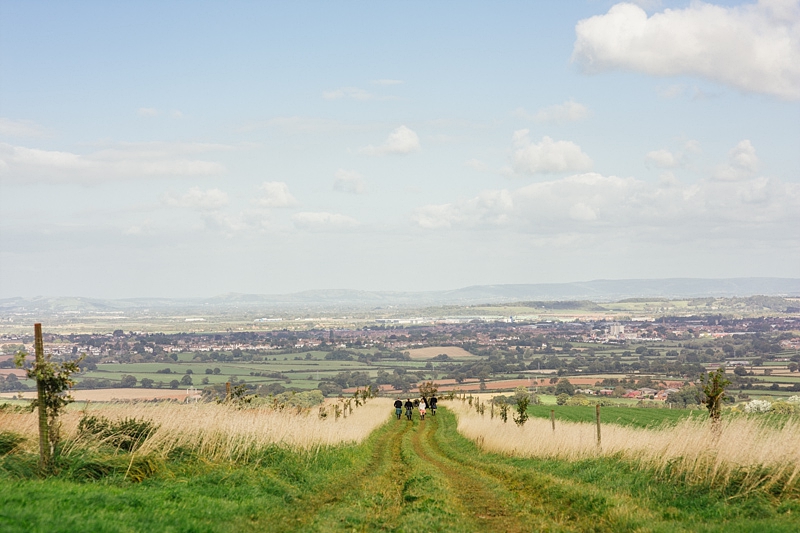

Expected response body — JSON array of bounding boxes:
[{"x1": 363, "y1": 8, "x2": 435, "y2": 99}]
[{"x1": 452, "y1": 402, "x2": 800, "y2": 496}]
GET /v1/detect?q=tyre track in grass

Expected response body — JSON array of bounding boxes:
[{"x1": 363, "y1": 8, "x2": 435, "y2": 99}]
[
  {"x1": 431, "y1": 407, "x2": 660, "y2": 532},
  {"x1": 269, "y1": 415, "x2": 412, "y2": 532},
  {"x1": 410, "y1": 413, "x2": 529, "y2": 533}
]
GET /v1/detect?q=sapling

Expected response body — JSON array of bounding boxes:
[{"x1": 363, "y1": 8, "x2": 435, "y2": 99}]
[
  {"x1": 514, "y1": 396, "x2": 530, "y2": 427},
  {"x1": 14, "y1": 323, "x2": 83, "y2": 473},
  {"x1": 499, "y1": 403, "x2": 509, "y2": 423},
  {"x1": 701, "y1": 367, "x2": 731, "y2": 424}
]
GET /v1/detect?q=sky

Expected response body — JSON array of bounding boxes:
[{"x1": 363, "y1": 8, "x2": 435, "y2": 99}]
[{"x1": 1, "y1": 0, "x2": 799, "y2": 299}]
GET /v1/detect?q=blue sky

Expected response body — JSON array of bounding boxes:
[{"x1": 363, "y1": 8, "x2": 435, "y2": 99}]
[{"x1": 1, "y1": 0, "x2": 798, "y2": 298}]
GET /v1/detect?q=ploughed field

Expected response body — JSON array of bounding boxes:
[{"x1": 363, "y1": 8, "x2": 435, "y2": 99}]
[{"x1": 2, "y1": 401, "x2": 799, "y2": 533}]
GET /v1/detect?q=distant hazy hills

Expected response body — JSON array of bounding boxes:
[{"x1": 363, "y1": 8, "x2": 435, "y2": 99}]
[{"x1": 2, "y1": 278, "x2": 799, "y2": 314}]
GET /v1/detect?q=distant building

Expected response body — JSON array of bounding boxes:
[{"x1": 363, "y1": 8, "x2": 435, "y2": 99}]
[{"x1": 609, "y1": 323, "x2": 624, "y2": 337}]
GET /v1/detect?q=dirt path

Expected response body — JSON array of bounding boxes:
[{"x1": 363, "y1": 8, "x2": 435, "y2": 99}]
[
  {"x1": 410, "y1": 416, "x2": 528, "y2": 533},
  {"x1": 266, "y1": 407, "x2": 658, "y2": 532},
  {"x1": 275, "y1": 415, "x2": 412, "y2": 532}
]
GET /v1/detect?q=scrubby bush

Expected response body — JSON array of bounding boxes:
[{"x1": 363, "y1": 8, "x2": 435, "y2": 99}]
[
  {"x1": 0, "y1": 431, "x2": 25, "y2": 455},
  {"x1": 770, "y1": 401, "x2": 800, "y2": 416},
  {"x1": 743, "y1": 399, "x2": 772, "y2": 413},
  {"x1": 77, "y1": 415, "x2": 159, "y2": 452}
]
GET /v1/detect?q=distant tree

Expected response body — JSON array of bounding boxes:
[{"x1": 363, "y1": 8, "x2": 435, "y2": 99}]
[
  {"x1": 169, "y1": 380, "x2": 180, "y2": 389},
  {"x1": 205, "y1": 368, "x2": 213, "y2": 374},
  {"x1": 734, "y1": 366, "x2": 748, "y2": 376},
  {"x1": 554, "y1": 378, "x2": 575, "y2": 396},
  {"x1": 140, "y1": 378, "x2": 154, "y2": 388},
  {"x1": 169, "y1": 354, "x2": 178, "y2": 362},
  {"x1": 120, "y1": 375, "x2": 137, "y2": 388},
  {"x1": 418, "y1": 381, "x2": 438, "y2": 398},
  {"x1": 201, "y1": 377, "x2": 209, "y2": 385},
  {"x1": 185, "y1": 369, "x2": 193, "y2": 374},
  {"x1": 788, "y1": 362, "x2": 798, "y2": 373},
  {"x1": 180, "y1": 374, "x2": 193, "y2": 386},
  {"x1": 213, "y1": 367, "x2": 221, "y2": 375}
]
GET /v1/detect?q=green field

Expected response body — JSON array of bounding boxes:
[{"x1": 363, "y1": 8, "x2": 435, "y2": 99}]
[
  {"x1": 527, "y1": 404, "x2": 702, "y2": 428},
  {"x1": 2, "y1": 407, "x2": 798, "y2": 532}
]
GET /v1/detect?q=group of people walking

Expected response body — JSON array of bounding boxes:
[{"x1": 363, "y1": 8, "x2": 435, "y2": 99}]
[{"x1": 393, "y1": 395, "x2": 437, "y2": 420}]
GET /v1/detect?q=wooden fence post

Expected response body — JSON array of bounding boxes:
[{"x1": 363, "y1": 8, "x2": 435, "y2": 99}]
[
  {"x1": 595, "y1": 404, "x2": 601, "y2": 446},
  {"x1": 550, "y1": 409, "x2": 555, "y2": 432},
  {"x1": 34, "y1": 323, "x2": 50, "y2": 471},
  {"x1": 225, "y1": 382, "x2": 231, "y2": 402}
]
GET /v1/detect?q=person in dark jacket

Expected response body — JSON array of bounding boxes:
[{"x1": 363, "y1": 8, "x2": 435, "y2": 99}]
[
  {"x1": 394, "y1": 399, "x2": 403, "y2": 420},
  {"x1": 404, "y1": 399, "x2": 414, "y2": 420},
  {"x1": 429, "y1": 395, "x2": 438, "y2": 416}
]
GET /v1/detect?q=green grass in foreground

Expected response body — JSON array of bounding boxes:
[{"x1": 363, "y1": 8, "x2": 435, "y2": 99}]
[{"x1": 1, "y1": 408, "x2": 799, "y2": 532}]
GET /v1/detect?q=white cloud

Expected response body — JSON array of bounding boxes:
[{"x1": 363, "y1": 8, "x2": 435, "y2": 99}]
[
  {"x1": 0, "y1": 118, "x2": 50, "y2": 138},
  {"x1": 511, "y1": 131, "x2": 593, "y2": 175},
  {"x1": 645, "y1": 149, "x2": 679, "y2": 168},
  {"x1": 162, "y1": 187, "x2": 229, "y2": 210},
  {"x1": 137, "y1": 107, "x2": 159, "y2": 117},
  {"x1": 255, "y1": 181, "x2": 298, "y2": 208},
  {"x1": 414, "y1": 189, "x2": 514, "y2": 229},
  {"x1": 371, "y1": 79, "x2": 404, "y2": 85},
  {"x1": 413, "y1": 171, "x2": 800, "y2": 242},
  {"x1": 291, "y1": 211, "x2": 359, "y2": 231},
  {"x1": 359, "y1": 125, "x2": 421, "y2": 156},
  {"x1": 715, "y1": 139, "x2": 760, "y2": 180},
  {"x1": 0, "y1": 141, "x2": 229, "y2": 184},
  {"x1": 170, "y1": 110, "x2": 185, "y2": 119},
  {"x1": 333, "y1": 169, "x2": 366, "y2": 194},
  {"x1": 323, "y1": 87, "x2": 375, "y2": 101},
  {"x1": 527, "y1": 100, "x2": 591, "y2": 123},
  {"x1": 572, "y1": 1, "x2": 800, "y2": 100}
]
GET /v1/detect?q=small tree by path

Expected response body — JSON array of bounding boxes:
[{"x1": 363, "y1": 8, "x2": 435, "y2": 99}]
[
  {"x1": 419, "y1": 381, "x2": 438, "y2": 399},
  {"x1": 14, "y1": 323, "x2": 82, "y2": 474},
  {"x1": 513, "y1": 387, "x2": 530, "y2": 427},
  {"x1": 701, "y1": 367, "x2": 731, "y2": 423}
]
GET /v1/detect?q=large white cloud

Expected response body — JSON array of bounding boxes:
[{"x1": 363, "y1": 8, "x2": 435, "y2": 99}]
[
  {"x1": 292, "y1": 211, "x2": 359, "y2": 231},
  {"x1": 359, "y1": 126, "x2": 421, "y2": 156},
  {"x1": 0, "y1": 141, "x2": 229, "y2": 183},
  {"x1": 512, "y1": 131, "x2": 593, "y2": 175},
  {"x1": 255, "y1": 182, "x2": 298, "y2": 208},
  {"x1": 572, "y1": 1, "x2": 800, "y2": 100},
  {"x1": 413, "y1": 171, "x2": 800, "y2": 242}
]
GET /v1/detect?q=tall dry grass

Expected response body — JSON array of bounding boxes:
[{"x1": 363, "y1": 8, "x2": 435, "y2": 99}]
[
  {"x1": 451, "y1": 402, "x2": 800, "y2": 495},
  {"x1": 1, "y1": 398, "x2": 393, "y2": 462}
]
